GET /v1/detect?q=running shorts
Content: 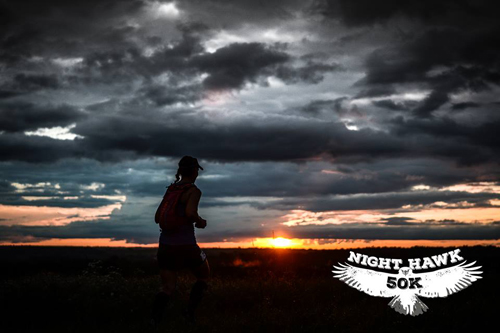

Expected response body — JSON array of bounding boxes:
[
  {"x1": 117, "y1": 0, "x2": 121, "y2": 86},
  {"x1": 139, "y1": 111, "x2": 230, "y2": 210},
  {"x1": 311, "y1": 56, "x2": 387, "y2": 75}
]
[{"x1": 157, "y1": 243, "x2": 207, "y2": 270}]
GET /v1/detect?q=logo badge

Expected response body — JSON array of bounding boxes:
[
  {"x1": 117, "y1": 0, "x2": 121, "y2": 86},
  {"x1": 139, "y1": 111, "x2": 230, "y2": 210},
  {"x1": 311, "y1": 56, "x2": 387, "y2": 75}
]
[{"x1": 332, "y1": 248, "x2": 482, "y2": 316}]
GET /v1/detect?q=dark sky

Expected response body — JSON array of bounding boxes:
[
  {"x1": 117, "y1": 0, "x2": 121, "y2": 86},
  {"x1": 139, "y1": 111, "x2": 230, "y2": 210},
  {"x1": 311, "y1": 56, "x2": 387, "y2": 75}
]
[{"x1": 1, "y1": 0, "x2": 499, "y2": 246}]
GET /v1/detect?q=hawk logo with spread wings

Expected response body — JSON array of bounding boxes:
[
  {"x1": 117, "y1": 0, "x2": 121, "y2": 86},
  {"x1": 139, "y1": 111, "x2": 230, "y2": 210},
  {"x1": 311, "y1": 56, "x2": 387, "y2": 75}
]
[{"x1": 332, "y1": 261, "x2": 482, "y2": 316}]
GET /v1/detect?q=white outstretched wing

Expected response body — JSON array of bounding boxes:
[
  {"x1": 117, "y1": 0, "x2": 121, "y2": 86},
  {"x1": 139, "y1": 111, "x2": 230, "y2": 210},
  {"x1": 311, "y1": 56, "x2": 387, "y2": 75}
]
[
  {"x1": 417, "y1": 261, "x2": 482, "y2": 298},
  {"x1": 332, "y1": 262, "x2": 397, "y2": 298}
]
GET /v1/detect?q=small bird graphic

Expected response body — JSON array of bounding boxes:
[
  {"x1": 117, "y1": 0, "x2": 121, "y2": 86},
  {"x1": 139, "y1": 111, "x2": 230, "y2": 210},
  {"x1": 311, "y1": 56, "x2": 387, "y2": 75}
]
[{"x1": 332, "y1": 261, "x2": 482, "y2": 316}]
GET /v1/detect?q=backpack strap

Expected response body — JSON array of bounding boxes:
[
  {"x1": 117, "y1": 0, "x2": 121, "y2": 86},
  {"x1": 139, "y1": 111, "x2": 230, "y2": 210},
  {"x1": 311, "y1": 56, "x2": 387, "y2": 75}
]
[
  {"x1": 154, "y1": 183, "x2": 196, "y2": 226},
  {"x1": 166, "y1": 183, "x2": 196, "y2": 195}
]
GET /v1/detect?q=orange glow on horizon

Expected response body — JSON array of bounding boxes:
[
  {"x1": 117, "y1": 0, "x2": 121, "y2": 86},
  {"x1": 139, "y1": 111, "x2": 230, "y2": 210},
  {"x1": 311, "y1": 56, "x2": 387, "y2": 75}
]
[
  {"x1": 200, "y1": 238, "x2": 500, "y2": 249},
  {"x1": 1, "y1": 238, "x2": 498, "y2": 249},
  {"x1": 0, "y1": 238, "x2": 157, "y2": 248}
]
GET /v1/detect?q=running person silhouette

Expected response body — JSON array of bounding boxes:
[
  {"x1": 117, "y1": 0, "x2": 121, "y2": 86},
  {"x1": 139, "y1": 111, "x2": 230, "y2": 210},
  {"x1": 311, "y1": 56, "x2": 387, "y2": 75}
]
[{"x1": 151, "y1": 156, "x2": 210, "y2": 326}]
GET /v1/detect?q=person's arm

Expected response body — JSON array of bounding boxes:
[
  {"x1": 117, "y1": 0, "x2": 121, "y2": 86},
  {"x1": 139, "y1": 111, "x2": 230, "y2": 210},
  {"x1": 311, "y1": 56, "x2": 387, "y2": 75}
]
[{"x1": 185, "y1": 187, "x2": 206, "y2": 227}]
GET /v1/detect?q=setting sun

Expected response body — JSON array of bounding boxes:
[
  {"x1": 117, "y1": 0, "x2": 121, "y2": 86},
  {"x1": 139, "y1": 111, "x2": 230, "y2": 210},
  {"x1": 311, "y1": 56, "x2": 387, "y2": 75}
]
[
  {"x1": 250, "y1": 237, "x2": 301, "y2": 248},
  {"x1": 271, "y1": 237, "x2": 292, "y2": 248}
]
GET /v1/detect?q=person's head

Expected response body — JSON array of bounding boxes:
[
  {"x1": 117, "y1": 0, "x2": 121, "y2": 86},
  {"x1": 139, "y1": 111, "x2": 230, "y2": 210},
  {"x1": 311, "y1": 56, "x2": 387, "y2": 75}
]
[{"x1": 173, "y1": 156, "x2": 204, "y2": 183}]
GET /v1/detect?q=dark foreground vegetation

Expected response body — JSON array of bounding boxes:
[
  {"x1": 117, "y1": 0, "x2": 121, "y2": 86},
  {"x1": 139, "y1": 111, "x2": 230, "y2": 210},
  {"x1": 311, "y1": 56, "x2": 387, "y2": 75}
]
[{"x1": 0, "y1": 245, "x2": 498, "y2": 332}]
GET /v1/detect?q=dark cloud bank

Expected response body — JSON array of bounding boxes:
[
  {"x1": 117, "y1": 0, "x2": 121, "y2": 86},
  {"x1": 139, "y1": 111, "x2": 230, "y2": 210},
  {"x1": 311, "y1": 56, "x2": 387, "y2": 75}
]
[{"x1": 0, "y1": 0, "x2": 499, "y2": 244}]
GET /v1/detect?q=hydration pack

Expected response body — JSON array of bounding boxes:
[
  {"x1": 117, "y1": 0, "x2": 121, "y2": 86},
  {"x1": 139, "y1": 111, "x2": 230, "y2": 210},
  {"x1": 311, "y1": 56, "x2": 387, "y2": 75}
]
[{"x1": 155, "y1": 183, "x2": 195, "y2": 231}]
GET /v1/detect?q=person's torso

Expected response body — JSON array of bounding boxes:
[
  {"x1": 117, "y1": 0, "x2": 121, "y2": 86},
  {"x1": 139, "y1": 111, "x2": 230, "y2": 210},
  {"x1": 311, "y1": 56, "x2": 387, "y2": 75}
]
[{"x1": 159, "y1": 182, "x2": 197, "y2": 245}]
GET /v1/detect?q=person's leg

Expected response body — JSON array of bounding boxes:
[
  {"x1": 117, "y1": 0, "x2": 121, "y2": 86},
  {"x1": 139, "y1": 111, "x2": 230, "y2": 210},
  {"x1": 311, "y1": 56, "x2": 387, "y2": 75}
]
[
  {"x1": 152, "y1": 269, "x2": 177, "y2": 324},
  {"x1": 152, "y1": 244, "x2": 178, "y2": 325},
  {"x1": 186, "y1": 258, "x2": 210, "y2": 320},
  {"x1": 160, "y1": 269, "x2": 178, "y2": 295}
]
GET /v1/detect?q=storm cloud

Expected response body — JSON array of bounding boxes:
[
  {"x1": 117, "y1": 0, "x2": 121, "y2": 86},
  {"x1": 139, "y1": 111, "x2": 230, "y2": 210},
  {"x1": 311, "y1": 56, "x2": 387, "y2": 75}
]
[{"x1": 0, "y1": 0, "x2": 499, "y2": 245}]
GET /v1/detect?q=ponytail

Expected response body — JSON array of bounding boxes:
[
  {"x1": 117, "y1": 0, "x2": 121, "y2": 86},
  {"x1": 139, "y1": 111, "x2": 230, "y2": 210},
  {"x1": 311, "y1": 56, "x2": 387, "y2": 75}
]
[
  {"x1": 170, "y1": 166, "x2": 196, "y2": 185},
  {"x1": 171, "y1": 168, "x2": 181, "y2": 185}
]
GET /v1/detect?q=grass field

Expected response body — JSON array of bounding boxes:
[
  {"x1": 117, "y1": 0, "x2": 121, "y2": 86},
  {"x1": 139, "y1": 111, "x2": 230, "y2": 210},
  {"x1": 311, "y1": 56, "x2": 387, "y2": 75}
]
[{"x1": 0, "y1": 246, "x2": 498, "y2": 332}]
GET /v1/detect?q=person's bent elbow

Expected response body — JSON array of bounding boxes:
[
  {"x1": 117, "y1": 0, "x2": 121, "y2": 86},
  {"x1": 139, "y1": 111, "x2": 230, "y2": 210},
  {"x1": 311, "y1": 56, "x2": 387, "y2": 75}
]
[{"x1": 186, "y1": 212, "x2": 200, "y2": 223}]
